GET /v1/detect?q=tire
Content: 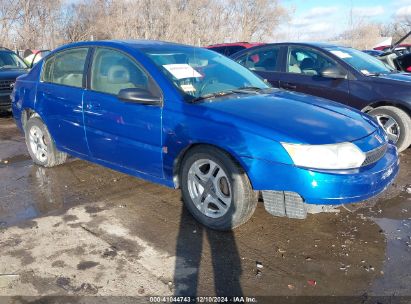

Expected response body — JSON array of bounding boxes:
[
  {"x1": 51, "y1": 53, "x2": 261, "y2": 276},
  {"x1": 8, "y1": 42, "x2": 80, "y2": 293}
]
[
  {"x1": 180, "y1": 146, "x2": 257, "y2": 231},
  {"x1": 369, "y1": 106, "x2": 411, "y2": 152},
  {"x1": 25, "y1": 117, "x2": 67, "y2": 167}
]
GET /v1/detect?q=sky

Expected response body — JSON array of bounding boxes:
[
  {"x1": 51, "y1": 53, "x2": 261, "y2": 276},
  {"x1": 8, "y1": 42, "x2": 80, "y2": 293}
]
[{"x1": 280, "y1": 0, "x2": 411, "y2": 41}]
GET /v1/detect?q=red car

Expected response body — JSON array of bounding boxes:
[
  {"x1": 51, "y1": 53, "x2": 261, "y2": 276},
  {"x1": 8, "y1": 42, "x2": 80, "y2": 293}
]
[
  {"x1": 206, "y1": 42, "x2": 265, "y2": 57},
  {"x1": 374, "y1": 44, "x2": 411, "y2": 53}
]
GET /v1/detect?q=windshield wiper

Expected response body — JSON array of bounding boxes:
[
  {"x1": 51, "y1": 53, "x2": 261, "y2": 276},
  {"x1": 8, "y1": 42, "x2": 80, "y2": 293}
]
[
  {"x1": 191, "y1": 90, "x2": 237, "y2": 103},
  {"x1": 230, "y1": 86, "x2": 266, "y2": 94},
  {"x1": 191, "y1": 87, "x2": 267, "y2": 103}
]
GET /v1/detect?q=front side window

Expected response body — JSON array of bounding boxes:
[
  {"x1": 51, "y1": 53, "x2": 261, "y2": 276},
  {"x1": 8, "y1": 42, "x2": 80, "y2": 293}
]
[
  {"x1": 237, "y1": 47, "x2": 281, "y2": 72},
  {"x1": 91, "y1": 48, "x2": 157, "y2": 96},
  {"x1": 42, "y1": 48, "x2": 88, "y2": 88},
  {"x1": 287, "y1": 47, "x2": 338, "y2": 76},
  {"x1": 144, "y1": 46, "x2": 269, "y2": 100}
]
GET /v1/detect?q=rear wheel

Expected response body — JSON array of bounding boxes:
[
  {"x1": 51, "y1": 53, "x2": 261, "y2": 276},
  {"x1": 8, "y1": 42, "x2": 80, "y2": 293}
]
[
  {"x1": 180, "y1": 146, "x2": 257, "y2": 231},
  {"x1": 25, "y1": 117, "x2": 67, "y2": 167},
  {"x1": 369, "y1": 106, "x2": 411, "y2": 152}
]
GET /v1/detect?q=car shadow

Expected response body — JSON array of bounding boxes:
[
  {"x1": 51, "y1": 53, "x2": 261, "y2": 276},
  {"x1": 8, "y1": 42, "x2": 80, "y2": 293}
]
[{"x1": 170, "y1": 98, "x2": 250, "y2": 297}]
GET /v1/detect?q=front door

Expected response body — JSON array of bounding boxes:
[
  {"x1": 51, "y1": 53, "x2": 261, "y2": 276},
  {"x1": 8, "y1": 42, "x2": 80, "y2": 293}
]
[
  {"x1": 279, "y1": 46, "x2": 351, "y2": 104},
  {"x1": 83, "y1": 47, "x2": 163, "y2": 177}
]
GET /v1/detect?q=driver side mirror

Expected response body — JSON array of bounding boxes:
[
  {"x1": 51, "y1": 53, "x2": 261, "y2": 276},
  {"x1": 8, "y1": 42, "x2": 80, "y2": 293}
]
[
  {"x1": 118, "y1": 88, "x2": 162, "y2": 105},
  {"x1": 320, "y1": 67, "x2": 347, "y2": 79}
]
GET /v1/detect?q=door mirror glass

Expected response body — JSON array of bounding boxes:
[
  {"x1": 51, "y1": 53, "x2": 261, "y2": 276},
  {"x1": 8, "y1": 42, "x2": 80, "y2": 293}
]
[
  {"x1": 320, "y1": 66, "x2": 347, "y2": 79},
  {"x1": 118, "y1": 88, "x2": 161, "y2": 105}
]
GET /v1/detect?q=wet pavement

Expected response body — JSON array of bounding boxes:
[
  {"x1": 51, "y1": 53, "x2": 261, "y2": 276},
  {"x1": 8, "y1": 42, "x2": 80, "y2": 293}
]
[{"x1": 0, "y1": 114, "x2": 410, "y2": 298}]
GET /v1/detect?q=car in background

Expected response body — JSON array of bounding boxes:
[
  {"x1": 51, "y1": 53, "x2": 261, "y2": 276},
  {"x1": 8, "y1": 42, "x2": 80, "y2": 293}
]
[
  {"x1": 0, "y1": 47, "x2": 28, "y2": 113},
  {"x1": 231, "y1": 42, "x2": 411, "y2": 152},
  {"x1": 11, "y1": 40, "x2": 398, "y2": 230},
  {"x1": 374, "y1": 44, "x2": 411, "y2": 53},
  {"x1": 362, "y1": 49, "x2": 384, "y2": 57},
  {"x1": 205, "y1": 42, "x2": 264, "y2": 57}
]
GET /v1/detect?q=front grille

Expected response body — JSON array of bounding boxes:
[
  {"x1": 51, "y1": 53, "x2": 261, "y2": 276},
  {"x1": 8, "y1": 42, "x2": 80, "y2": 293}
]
[
  {"x1": 0, "y1": 80, "x2": 14, "y2": 91},
  {"x1": 362, "y1": 144, "x2": 387, "y2": 167}
]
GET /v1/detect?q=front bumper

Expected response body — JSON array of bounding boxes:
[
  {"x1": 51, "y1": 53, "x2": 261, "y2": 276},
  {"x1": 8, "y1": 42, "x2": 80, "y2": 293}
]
[{"x1": 242, "y1": 143, "x2": 399, "y2": 206}]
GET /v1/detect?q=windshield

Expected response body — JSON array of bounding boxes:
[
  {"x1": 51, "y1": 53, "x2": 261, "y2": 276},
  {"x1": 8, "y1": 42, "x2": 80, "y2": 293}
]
[
  {"x1": 326, "y1": 47, "x2": 393, "y2": 75},
  {"x1": 0, "y1": 51, "x2": 28, "y2": 69},
  {"x1": 143, "y1": 46, "x2": 269, "y2": 101}
]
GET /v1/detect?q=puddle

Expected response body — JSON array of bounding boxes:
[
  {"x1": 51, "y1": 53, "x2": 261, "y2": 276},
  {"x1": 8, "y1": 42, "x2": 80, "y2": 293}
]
[{"x1": 370, "y1": 217, "x2": 411, "y2": 295}]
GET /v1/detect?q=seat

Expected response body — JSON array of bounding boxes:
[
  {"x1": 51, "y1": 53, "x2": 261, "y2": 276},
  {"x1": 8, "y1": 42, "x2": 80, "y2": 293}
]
[
  {"x1": 93, "y1": 64, "x2": 136, "y2": 95},
  {"x1": 300, "y1": 58, "x2": 317, "y2": 76},
  {"x1": 288, "y1": 53, "x2": 301, "y2": 74}
]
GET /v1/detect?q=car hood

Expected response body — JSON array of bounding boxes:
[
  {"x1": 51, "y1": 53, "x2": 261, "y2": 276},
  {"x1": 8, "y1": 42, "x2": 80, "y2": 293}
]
[
  {"x1": 0, "y1": 69, "x2": 28, "y2": 80},
  {"x1": 196, "y1": 90, "x2": 377, "y2": 145},
  {"x1": 371, "y1": 72, "x2": 411, "y2": 84}
]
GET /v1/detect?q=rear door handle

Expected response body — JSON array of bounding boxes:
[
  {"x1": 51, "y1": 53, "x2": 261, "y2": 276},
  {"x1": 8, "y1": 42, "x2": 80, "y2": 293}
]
[{"x1": 282, "y1": 82, "x2": 297, "y2": 90}]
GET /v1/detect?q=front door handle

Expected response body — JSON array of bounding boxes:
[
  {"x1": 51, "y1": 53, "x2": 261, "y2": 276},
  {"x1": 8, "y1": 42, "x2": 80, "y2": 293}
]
[{"x1": 282, "y1": 82, "x2": 297, "y2": 90}]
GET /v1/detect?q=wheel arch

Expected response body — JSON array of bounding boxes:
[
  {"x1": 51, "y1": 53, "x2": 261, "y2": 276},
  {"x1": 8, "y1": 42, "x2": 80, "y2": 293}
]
[
  {"x1": 21, "y1": 108, "x2": 41, "y2": 130},
  {"x1": 362, "y1": 100, "x2": 411, "y2": 117},
  {"x1": 172, "y1": 143, "x2": 251, "y2": 189}
]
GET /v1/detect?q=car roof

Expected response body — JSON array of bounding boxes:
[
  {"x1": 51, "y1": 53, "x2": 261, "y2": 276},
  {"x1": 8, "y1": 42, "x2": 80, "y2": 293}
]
[
  {"x1": 230, "y1": 41, "x2": 349, "y2": 58},
  {"x1": 262, "y1": 42, "x2": 343, "y2": 48},
  {"x1": 206, "y1": 42, "x2": 264, "y2": 48},
  {"x1": 53, "y1": 39, "x2": 198, "y2": 53}
]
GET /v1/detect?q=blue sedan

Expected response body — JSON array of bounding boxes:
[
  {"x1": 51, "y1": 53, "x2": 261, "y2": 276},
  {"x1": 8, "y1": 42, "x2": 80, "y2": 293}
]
[{"x1": 11, "y1": 40, "x2": 399, "y2": 230}]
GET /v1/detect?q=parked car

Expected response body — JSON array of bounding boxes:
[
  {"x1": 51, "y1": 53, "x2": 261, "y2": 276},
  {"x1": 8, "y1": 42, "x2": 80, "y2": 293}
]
[
  {"x1": 12, "y1": 40, "x2": 399, "y2": 230},
  {"x1": 231, "y1": 42, "x2": 411, "y2": 152},
  {"x1": 206, "y1": 42, "x2": 264, "y2": 57},
  {"x1": 0, "y1": 47, "x2": 28, "y2": 112},
  {"x1": 362, "y1": 50, "x2": 384, "y2": 57},
  {"x1": 374, "y1": 44, "x2": 411, "y2": 53}
]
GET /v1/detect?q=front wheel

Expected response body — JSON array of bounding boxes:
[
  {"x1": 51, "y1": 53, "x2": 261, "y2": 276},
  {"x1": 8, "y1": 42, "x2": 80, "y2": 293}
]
[
  {"x1": 25, "y1": 117, "x2": 68, "y2": 167},
  {"x1": 180, "y1": 146, "x2": 257, "y2": 231},
  {"x1": 369, "y1": 106, "x2": 411, "y2": 152}
]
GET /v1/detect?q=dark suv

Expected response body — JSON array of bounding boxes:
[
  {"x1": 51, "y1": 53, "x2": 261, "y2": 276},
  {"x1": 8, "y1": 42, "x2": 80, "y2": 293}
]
[
  {"x1": 232, "y1": 42, "x2": 411, "y2": 152},
  {"x1": 0, "y1": 48, "x2": 28, "y2": 112}
]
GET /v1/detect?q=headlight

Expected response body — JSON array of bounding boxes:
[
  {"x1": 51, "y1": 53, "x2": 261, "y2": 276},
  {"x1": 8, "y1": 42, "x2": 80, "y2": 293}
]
[{"x1": 282, "y1": 142, "x2": 366, "y2": 170}]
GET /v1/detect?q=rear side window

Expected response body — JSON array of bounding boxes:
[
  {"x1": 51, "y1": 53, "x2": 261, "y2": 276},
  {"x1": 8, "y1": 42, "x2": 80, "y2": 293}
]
[
  {"x1": 224, "y1": 46, "x2": 245, "y2": 56},
  {"x1": 236, "y1": 46, "x2": 281, "y2": 72},
  {"x1": 41, "y1": 48, "x2": 88, "y2": 88},
  {"x1": 208, "y1": 46, "x2": 227, "y2": 55}
]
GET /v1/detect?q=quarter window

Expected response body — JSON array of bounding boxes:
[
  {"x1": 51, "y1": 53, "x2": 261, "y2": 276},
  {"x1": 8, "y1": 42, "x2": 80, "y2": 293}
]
[
  {"x1": 236, "y1": 47, "x2": 280, "y2": 72},
  {"x1": 41, "y1": 48, "x2": 88, "y2": 88},
  {"x1": 90, "y1": 48, "x2": 155, "y2": 96}
]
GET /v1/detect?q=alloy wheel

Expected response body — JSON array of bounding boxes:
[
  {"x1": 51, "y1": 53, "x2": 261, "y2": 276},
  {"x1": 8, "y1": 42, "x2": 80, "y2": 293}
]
[
  {"x1": 187, "y1": 159, "x2": 232, "y2": 218},
  {"x1": 375, "y1": 114, "x2": 400, "y2": 143},
  {"x1": 29, "y1": 125, "x2": 48, "y2": 162}
]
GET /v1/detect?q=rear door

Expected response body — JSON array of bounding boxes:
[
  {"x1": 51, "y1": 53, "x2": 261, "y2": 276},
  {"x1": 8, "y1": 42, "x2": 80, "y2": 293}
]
[
  {"x1": 37, "y1": 47, "x2": 90, "y2": 156},
  {"x1": 234, "y1": 45, "x2": 284, "y2": 87},
  {"x1": 83, "y1": 47, "x2": 163, "y2": 177},
  {"x1": 279, "y1": 46, "x2": 350, "y2": 103}
]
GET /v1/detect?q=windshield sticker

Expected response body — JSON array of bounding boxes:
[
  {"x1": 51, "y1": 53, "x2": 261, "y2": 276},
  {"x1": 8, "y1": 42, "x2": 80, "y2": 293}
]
[
  {"x1": 361, "y1": 69, "x2": 370, "y2": 75},
  {"x1": 330, "y1": 50, "x2": 352, "y2": 59},
  {"x1": 180, "y1": 84, "x2": 196, "y2": 92},
  {"x1": 163, "y1": 64, "x2": 202, "y2": 79}
]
